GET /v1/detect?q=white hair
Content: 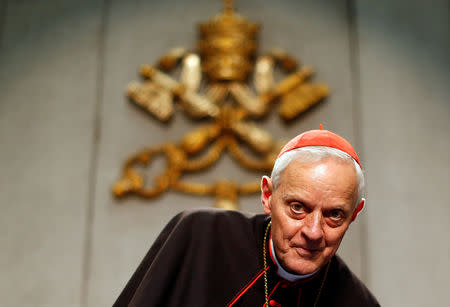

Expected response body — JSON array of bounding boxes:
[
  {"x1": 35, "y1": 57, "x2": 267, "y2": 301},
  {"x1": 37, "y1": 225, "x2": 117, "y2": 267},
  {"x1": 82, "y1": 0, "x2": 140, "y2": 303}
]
[{"x1": 268, "y1": 146, "x2": 364, "y2": 208}]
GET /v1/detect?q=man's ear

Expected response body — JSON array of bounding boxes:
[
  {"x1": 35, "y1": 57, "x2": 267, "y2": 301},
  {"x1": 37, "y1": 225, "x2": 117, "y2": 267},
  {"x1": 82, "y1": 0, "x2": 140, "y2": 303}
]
[
  {"x1": 351, "y1": 198, "x2": 365, "y2": 222},
  {"x1": 261, "y1": 176, "x2": 273, "y2": 214}
]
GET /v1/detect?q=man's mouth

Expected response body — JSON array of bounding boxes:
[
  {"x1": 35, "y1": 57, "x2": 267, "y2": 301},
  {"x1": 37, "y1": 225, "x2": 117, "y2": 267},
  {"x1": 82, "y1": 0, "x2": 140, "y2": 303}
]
[{"x1": 295, "y1": 246, "x2": 322, "y2": 257}]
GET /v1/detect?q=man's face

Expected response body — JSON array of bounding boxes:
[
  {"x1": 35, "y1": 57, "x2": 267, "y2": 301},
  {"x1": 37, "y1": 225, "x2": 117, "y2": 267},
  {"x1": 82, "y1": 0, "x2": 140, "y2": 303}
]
[{"x1": 261, "y1": 157, "x2": 360, "y2": 275}]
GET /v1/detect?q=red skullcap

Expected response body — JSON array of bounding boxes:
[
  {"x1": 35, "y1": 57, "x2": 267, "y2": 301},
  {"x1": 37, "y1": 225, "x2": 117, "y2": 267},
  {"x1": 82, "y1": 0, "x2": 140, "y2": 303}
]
[{"x1": 278, "y1": 129, "x2": 361, "y2": 166}]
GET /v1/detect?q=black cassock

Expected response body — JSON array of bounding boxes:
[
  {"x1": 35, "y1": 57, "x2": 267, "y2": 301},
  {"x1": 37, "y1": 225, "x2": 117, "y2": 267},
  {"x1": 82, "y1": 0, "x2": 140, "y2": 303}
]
[{"x1": 114, "y1": 209, "x2": 380, "y2": 307}]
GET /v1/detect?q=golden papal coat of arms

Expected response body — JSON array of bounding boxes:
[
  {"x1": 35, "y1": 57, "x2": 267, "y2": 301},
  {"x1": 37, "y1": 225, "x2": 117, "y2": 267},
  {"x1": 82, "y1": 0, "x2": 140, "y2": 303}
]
[{"x1": 113, "y1": 0, "x2": 329, "y2": 210}]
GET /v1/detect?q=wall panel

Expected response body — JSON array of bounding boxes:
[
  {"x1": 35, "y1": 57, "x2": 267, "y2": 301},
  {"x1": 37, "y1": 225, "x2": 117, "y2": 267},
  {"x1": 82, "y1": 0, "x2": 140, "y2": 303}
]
[
  {"x1": 0, "y1": 1, "x2": 103, "y2": 306},
  {"x1": 356, "y1": 0, "x2": 450, "y2": 306}
]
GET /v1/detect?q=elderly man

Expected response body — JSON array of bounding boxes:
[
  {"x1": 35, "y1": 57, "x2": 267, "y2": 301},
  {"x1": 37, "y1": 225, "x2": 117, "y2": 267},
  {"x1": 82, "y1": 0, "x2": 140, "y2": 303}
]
[{"x1": 114, "y1": 129, "x2": 380, "y2": 307}]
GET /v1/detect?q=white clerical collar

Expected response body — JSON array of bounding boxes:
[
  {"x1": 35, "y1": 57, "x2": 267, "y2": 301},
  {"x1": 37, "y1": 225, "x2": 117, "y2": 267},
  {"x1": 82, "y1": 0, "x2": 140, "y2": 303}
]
[{"x1": 270, "y1": 238, "x2": 319, "y2": 282}]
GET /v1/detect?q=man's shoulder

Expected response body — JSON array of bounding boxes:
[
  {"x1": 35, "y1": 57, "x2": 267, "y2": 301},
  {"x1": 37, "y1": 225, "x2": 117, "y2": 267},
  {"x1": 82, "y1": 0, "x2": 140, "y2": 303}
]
[
  {"x1": 170, "y1": 208, "x2": 267, "y2": 246},
  {"x1": 327, "y1": 255, "x2": 380, "y2": 306},
  {"x1": 330, "y1": 255, "x2": 368, "y2": 290},
  {"x1": 174, "y1": 207, "x2": 266, "y2": 226}
]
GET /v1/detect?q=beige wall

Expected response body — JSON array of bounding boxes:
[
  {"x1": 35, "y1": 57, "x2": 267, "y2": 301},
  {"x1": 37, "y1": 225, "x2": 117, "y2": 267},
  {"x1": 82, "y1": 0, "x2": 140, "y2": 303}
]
[{"x1": 0, "y1": 0, "x2": 448, "y2": 306}]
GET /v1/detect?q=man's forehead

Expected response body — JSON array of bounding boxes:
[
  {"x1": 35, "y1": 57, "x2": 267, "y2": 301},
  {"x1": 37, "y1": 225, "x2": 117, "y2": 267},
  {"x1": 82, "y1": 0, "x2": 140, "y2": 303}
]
[
  {"x1": 276, "y1": 159, "x2": 358, "y2": 203},
  {"x1": 280, "y1": 155, "x2": 356, "y2": 178},
  {"x1": 281, "y1": 157, "x2": 355, "y2": 178}
]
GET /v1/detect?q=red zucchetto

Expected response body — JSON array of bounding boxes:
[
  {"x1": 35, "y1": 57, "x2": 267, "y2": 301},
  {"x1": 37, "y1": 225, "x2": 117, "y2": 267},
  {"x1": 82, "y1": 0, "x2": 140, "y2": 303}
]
[{"x1": 277, "y1": 128, "x2": 361, "y2": 166}]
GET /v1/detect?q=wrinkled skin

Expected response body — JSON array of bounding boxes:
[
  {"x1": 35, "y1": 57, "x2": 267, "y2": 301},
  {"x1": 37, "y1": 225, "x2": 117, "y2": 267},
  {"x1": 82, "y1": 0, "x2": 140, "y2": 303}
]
[{"x1": 261, "y1": 157, "x2": 364, "y2": 275}]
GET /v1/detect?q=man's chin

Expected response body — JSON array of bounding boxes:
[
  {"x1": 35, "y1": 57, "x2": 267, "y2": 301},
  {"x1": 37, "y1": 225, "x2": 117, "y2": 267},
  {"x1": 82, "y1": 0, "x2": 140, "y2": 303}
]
[
  {"x1": 279, "y1": 249, "x2": 331, "y2": 275},
  {"x1": 283, "y1": 259, "x2": 322, "y2": 275}
]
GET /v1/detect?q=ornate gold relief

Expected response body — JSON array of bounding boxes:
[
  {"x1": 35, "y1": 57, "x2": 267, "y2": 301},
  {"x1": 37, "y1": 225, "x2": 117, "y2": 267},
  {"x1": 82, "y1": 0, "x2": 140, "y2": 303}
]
[{"x1": 113, "y1": 0, "x2": 329, "y2": 210}]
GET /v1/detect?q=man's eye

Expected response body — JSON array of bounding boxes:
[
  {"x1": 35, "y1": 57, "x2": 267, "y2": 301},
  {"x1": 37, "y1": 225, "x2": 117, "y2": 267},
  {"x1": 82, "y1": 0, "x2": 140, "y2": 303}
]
[
  {"x1": 291, "y1": 203, "x2": 304, "y2": 213},
  {"x1": 330, "y1": 210, "x2": 343, "y2": 220}
]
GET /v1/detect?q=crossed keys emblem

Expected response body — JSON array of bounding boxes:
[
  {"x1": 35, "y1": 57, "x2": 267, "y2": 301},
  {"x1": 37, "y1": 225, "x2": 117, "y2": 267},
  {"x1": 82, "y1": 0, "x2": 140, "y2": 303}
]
[{"x1": 112, "y1": 1, "x2": 329, "y2": 210}]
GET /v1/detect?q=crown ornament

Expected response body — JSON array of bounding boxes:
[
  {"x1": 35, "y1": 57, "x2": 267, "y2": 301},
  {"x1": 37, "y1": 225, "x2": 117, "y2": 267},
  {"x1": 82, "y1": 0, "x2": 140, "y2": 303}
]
[{"x1": 198, "y1": 0, "x2": 259, "y2": 81}]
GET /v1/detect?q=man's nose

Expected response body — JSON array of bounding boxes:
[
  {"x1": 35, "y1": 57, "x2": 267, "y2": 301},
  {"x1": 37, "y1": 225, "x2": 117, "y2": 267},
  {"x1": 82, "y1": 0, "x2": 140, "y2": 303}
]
[{"x1": 302, "y1": 211, "x2": 324, "y2": 242}]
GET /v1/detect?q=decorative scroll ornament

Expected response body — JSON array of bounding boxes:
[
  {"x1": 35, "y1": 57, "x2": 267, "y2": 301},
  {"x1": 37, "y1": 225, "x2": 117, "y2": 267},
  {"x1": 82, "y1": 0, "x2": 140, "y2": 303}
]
[{"x1": 113, "y1": 0, "x2": 329, "y2": 210}]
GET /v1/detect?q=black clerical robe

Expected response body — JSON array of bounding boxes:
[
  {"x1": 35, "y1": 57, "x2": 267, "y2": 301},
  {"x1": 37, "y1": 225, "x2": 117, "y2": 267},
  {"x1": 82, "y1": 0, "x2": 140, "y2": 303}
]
[{"x1": 114, "y1": 208, "x2": 380, "y2": 306}]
